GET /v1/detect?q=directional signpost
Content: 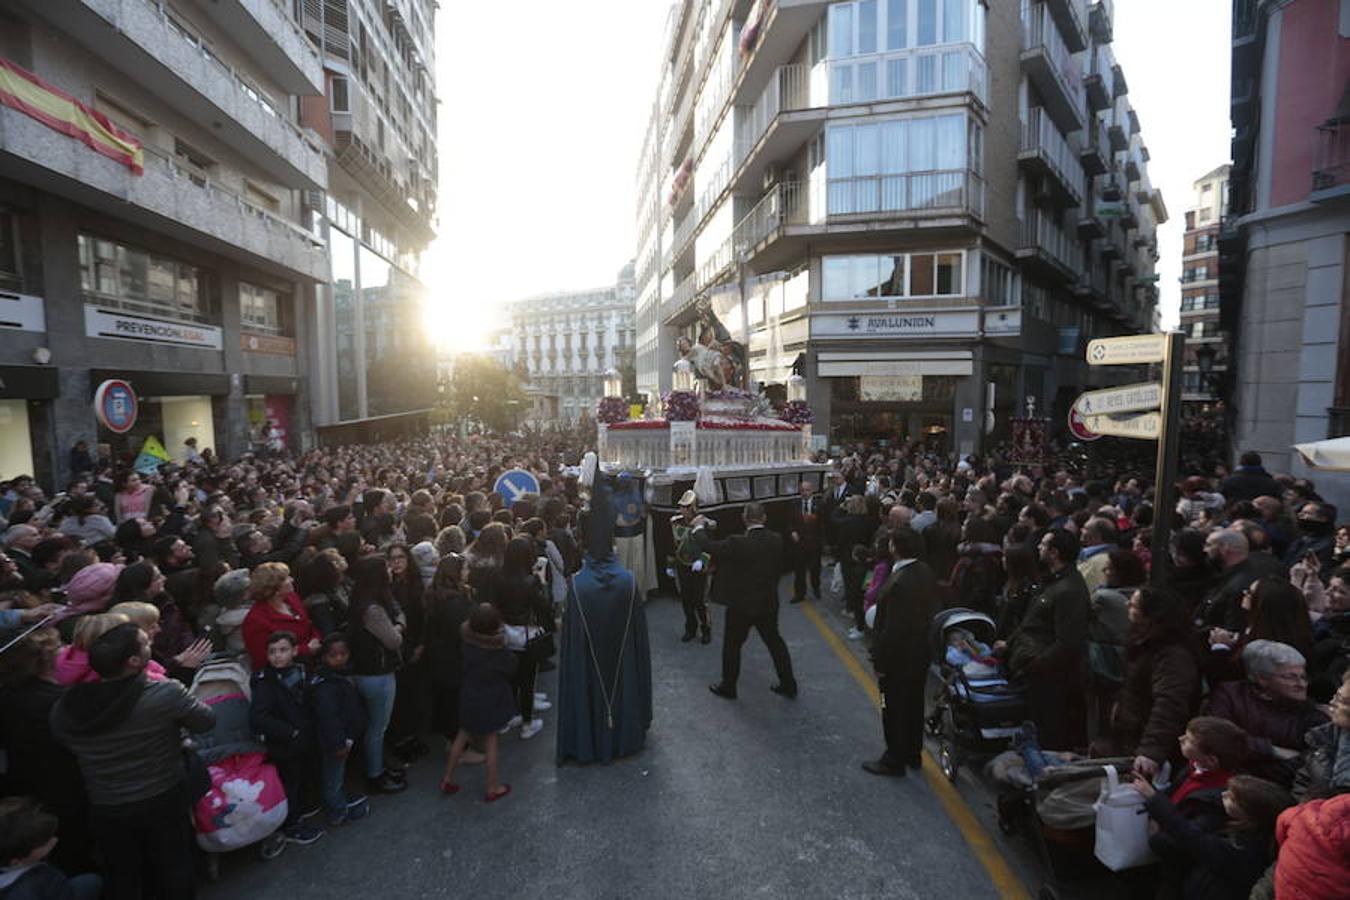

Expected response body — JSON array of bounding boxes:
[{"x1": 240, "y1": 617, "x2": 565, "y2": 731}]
[
  {"x1": 493, "y1": 468, "x2": 540, "y2": 508},
  {"x1": 1083, "y1": 331, "x2": 1185, "y2": 587}
]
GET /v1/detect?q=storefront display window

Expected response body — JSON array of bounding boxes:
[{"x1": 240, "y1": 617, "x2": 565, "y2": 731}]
[{"x1": 0, "y1": 400, "x2": 34, "y2": 479}]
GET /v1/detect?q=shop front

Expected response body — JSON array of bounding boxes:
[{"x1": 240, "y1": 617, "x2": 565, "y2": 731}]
[
  {"x1": 0, "y1": 366, "x2": 58, "y2": 485},
  {"x1": 244, "y1": 375, "x2": 300, "y2": 453},
  {"x1": 88, "y1": 370, "x2": 227, "y2": 464}
]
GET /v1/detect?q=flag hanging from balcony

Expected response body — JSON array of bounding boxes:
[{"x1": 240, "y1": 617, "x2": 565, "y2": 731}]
[{"x1": 0, "y1": 58, "x2": 143, "y2": 174}]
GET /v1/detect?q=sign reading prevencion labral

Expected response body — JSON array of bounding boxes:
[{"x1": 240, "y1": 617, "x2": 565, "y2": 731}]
[
  {"x1": 84, "y1": 306, "x2": 223, "y2": 350},
  {"x1": 1072, "y1": 382, "x2": 1163, "y2": 418},
  {"x1": 1085, "y1": 334, "x2": 1167, "y2": 366},
  {"x1": 1083, "y1": 411, "x2": 1163, "y2": 440}
]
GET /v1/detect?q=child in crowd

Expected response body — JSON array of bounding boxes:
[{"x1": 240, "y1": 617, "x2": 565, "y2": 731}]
[
  {"x1": 0, "y1": 797, "x2": 101, "y2": 900},
  {"x1": 1163, "y1": 716, "x2": 1249, "y2": 831},
  {"x1": 53, "y1": 612, "x2": 171, "y2": 684},
  {"x1": 1130, "y1": 772, "x2": 1294, "y2": 900},
  {"x1": 250, "y1": 631, "x2": 324, "y2": 855},
  {"x1": 441, "y1": 603, "x2": 516, "y2": 803},
  {"x1": 309, "y1": 633, "x2": 370, "y2": 826}
]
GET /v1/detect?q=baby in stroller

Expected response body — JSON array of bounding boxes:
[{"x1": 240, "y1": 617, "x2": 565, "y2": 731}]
[{"x1": 944, "y1": 626, "x2": 1001, "y2": 679}]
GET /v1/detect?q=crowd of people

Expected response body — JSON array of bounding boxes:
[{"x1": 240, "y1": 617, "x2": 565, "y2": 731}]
[{"x1": 0, "y1": 425, "x2": 1346, "y2": 898}]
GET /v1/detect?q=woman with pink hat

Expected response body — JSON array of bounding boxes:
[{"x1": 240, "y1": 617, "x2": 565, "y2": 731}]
[{"x1": 51, "y1": 562, "x2": 123, "y2": 626}]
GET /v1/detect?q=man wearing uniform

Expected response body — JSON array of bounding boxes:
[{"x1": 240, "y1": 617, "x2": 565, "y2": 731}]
[{"x1": 669, "y1": 490, "x2": 713, "y2": 644}]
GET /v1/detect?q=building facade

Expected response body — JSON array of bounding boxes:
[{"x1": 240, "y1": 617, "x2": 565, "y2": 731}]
[
  {"x1": 0, "y1": 0, "x2": 328, "y2": 486},
  {"x1": 1222, "y1": 0, "x2": 1349, "y2": 506},
  {"x1": 1180, "y1": 165, "x2": 1229, "y2": 403},
  {"x1": 510, "y1": 263, "x2": 637, "y2": 424},
  {"x1": 634, "y1": 0, "x2": 1166, "y2": 456},
  {"x1": 298, "y1": 0, "x2": 439, "y2": 439}
]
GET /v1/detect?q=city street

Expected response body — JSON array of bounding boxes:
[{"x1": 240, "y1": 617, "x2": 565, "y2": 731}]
[{"x1": 202, "y1": 580, "x2": 1029, "y2": 900}]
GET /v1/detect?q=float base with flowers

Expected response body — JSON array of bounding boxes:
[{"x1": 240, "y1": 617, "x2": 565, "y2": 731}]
[{"x1": 594, "y1": 388, "x2": 828, "y2": 513}]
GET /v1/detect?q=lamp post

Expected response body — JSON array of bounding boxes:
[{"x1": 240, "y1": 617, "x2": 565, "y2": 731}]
[
  {"x1": 787, "y1": 373, "x2": 806, "y2": 403},
  {"x1": 603, "y1": 367, "x2": 622, "y2": 398}
]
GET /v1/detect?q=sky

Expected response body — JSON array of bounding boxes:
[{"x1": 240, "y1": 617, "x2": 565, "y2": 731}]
[{"x1": 424, "y1": 0, "x2": 1232, "y2": 349}]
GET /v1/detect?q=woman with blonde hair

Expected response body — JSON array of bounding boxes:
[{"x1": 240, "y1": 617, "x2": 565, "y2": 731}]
[
  {"x1": 53, "y1": 612, "x2": 135, "y2": 684},
  {"x1": 241, "y1": 561, "x2": 321, "y2": 669}
]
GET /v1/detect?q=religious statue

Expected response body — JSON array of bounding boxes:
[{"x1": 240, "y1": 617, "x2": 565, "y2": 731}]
[{"x1": 674, "y1": 300, "x2": 748, "y2": 391}]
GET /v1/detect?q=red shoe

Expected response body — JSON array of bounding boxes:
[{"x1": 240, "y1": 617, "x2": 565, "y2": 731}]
[
  {"x1": 484, "y1": 784, "x2": 512, "y2": 803},
  {"x1": 439, "y1": 778, "x2": 460, "y2": 795}
]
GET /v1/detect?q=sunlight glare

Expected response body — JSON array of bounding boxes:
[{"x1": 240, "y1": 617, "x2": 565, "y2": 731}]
[{"x1": 420, "y1": 249, "x2": 496, "y2": 353}]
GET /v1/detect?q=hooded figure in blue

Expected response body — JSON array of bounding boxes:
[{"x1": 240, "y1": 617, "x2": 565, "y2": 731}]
[{"x1": 556, "y1": 461, "x2": 653, "y2": 764}]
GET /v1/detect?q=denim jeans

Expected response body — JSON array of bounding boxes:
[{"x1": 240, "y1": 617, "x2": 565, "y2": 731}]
[
  {"x1": 354, "y1": 673, "x2": 396, "y2": 778},
  {"x1": 319, "y1": 748, "x2": 348, "y2": 815}
]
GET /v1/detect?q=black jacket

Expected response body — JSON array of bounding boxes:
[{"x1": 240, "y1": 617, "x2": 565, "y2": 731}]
[
  {"x1": 706, "y1": 526, "x2": 783, "y2": 618},
  {"x1": 1221, "y1": 466, "x2": 1283, "y2": 504},
  {"x1": 1007, "y1": 566, "x2": 1090, "y2": 678},
  {"x1": 308, "y1": 666, "x2": 366, "y2": 754},
  {"x1": 788, "y1": 495, "x2": 823, "y2": 550},
  {"x1": 871, "y1": 560, "x2": 941, "y2": 678},
  {"x1": 1143, "y1": 792, "x2": 1274, "y2": 900},
  {"x1": 249, "y1": 665, "x2": 313, "y2": 759}
]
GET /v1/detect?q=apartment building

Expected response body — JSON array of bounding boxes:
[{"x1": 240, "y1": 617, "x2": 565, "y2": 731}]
[
  {"x1": 510, "y1": 262, "x2": 638, "y2": 424},
  {"x1": 0, "y1": 0, "x2": 329, "y2": 485},
  {"x1": 634, "y1": 0, "x2": 1166, "y2": 455},
  {"x1": 1179, "y1": 165, "x2": 1229, "y2": 404},
  {"x1": 298, "y1": 0, "x2": 439, "y2": 440},
  {"x1": 1222, "y1": 0, "x2": 1349, "y2": 506}
]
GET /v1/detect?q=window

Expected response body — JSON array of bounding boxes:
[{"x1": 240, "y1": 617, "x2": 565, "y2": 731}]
[
  {"x1": 822, "y1": 251, "x2": 965, "y2": 299},
  {"x1": 240, "y1": 281, "x2": 287, "y2": 335},
  {"x1": 0, "y1": 211, "x2": 19, "y2": 290},
  {"x1": 94, "y1": 94, "x2": 153, "y2": 142},
  {"x1": 982, "y1": 255, "x2": 1017, "y2": 306},
  {"x1": 331, "y1": 76, "x2": 350, "y2": 113},
  {"x1": 826, "y1": 114, "x2": 969, "y2": 214},
  {"x1": 77, "y1": 233, "x2": 211, "y2": 323},
  {"x1": 887, "y1": 0, "x2": 909, "y2": 48},
  {"x1": 830, "y1": 0, "x2": 977, "y2": 58},
  {"x1": 173, "y1": 138, "x2": 215, "y2": 188},
  {"x1": 245, "y1": 182, "x2": 281, "y2": 214}
]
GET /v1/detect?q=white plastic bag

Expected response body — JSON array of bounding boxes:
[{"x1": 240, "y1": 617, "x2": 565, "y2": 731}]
[
  {"x1": 1092, "y1": 765, "x2": 1156, "y2": 871},
  {"x1": 503, "y1": 624, "x2": 527, "y2": 651},
  {"x1": 829, "y1": 562, "x2": 844, "y2": 596}
]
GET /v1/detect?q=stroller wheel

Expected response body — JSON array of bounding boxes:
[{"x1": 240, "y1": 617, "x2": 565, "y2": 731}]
[{"x1": 938, "y1": 706, "x2": 959, "y2": 782}]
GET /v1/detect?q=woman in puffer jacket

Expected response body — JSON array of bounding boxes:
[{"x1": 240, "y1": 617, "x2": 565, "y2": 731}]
[{"x1": 1249, "y1": 793, "x2": 1350, "y2": 900}]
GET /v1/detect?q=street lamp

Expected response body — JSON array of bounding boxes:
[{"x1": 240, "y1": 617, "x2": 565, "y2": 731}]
[
  {"x1": 603, "y1": 367, "x2": 622, "y2": 398},
  {"x1": 787, "y1": 373, "x2": 806, "y2": 403}
]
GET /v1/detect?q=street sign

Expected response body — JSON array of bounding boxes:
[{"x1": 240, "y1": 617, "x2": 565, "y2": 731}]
[
  {"x1": 1067, "y1": 407, "x2": 1102, "y2": 442},
  {"x1": 1083, "y1": 411, "x2": 1163, "y2": 440},
  {"x1": 1086, "y1": 334, "x2": 1167, "y2": 366},
  {"x1": 93, "y1": 379, "x2": 138, "y2": 433},
  {"x1": 1072, "y1": 381, "x2": 1163, "y2": 418},
  {"x1": 493, "y1": 468, "x2": 540, "y2": 507}
]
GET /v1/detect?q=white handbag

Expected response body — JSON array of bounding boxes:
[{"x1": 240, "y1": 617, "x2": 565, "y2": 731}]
[{"x1": 1092, "y1": 764, "x2": 1157, "y2": 871}]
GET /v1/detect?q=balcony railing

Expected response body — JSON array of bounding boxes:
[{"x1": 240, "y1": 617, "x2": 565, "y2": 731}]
[
  {"x1": 1312, "y1": 119, "x2": 1350, "y2": 198},
  {"x1": 1021, "y1": 2, "x2": 1085, "y2": 132},
  {"x1": 826, "y1": 170, "x2": 985, "y2": 219},
  {"x1": 1019, "y1": 211, "x2": 1082, "y2": 276},
  {"x1": 1083, "y1": 43, "x2": 1115, "y2": 110},
  {"x1": 1020, "y1": 107, "x2": 1086, "y2": 203},
  {"x1": 736, "y1": 63, "x2": 814, "y2": 163},
  {"x1": 1089, "y1": 0, "x2": 1114, "y2": 42},
  {"x1": 735, "y1": 181, "x2": 807, "y2": 253},
  {"x1": 827, "y1": 43, "x2": 987, "y2": 108}
]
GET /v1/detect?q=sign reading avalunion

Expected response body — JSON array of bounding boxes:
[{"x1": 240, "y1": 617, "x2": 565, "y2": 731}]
[
  {"x1": 811, "y1": 310, "x2": 981, "y2": 339},
  {"x1": 84, "y1": 305, "x2": 223, "y2": 350}
]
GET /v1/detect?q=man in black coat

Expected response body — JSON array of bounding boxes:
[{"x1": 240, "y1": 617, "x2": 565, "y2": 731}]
[
  {"x1": 707, "y1": 502, "x2": 797, "y2": 700},
  {"x1": 1220, "y1": 451, "x2": 1284, "y2": 504},
  {"x1": 788, "y1": 480, "x2": 823, "y2": 604},
  {"x1": 863, "y1": 526, "x2": 940, "y2": 776},
  {"x1": 819, "y1": 470, "x2": 853, "y2": 559}
]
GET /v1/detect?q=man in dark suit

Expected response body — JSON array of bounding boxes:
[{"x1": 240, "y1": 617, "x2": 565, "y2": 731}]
[
  {"x1": 706, "y1": 502, "x2": 797, "y2": 700},
  {"x1": 820, "y1": 470, "x2": 852, "y2": 560},
  {"x1": 864, "y1": 526, "x2": 941, "y2": 776},
  {"x1": 789, "y1": 480, "x2": 823, "y2": 604}
]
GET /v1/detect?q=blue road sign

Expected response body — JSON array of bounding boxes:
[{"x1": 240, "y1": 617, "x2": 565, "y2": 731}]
[{"x1": 494, "y1": 468, "x2": 540, "y2": 507}]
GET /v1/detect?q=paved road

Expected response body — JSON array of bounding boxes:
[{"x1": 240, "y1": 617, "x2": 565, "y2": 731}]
[{"x1": 203, "y1": 585, "x2": 1026, "y2": 900}]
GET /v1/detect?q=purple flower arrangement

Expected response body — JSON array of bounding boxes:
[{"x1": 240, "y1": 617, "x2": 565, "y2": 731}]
[
  {"x1": 779, "y1": 400, "x2": 814, "y2": 426},
  {"x1": 595, "y1": 396, "x2": 629, "y2": 425},
  {"x1": 663, "y1": 390, "x2": 700, "y2": 422}
]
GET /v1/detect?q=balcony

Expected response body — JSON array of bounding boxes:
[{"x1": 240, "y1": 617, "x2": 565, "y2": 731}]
[
  {"x1": 826, "y1": 43, "x2": 988, "y2": 109},
  {"x1": 0, "y1": 104, "x2": 327, "y2": 280},
  {"x1": 1021, "y1": 3, "x2": 1085, "y2": 133},
  {"x1": 1077, "y1": 207, "x2": 1104, "y2": 238},
  {"x1": 1074, "y1": 264, "x2": 1107, "y2": 301},
  {"x1": 191, "y1": 0, "x2": 324, "y2": 95},
  {"x1": 735, "y1": 181, "x2": 807, "y2": 255},
  {"x1": 1232, "y1": 0, "x2": 1263, "y2": 74},
  {"x1": 1311, "y1": 118, "x2": 1350, "y2": 203},
  {"x1": 23, "y1": 0, "x2": 327, "y2": 191},
  {"x1": 1019, "y1": 108, "x2": 1086, "y2": 206},
  {"x1": 737, "y1": 63, "x2": 817, "y2": 166},
  {"x1": 1124, "y1": 141, "x2": 1142, "y2": 182},
  {"x1": 1017, "y1": 211, "x2": 1082, "y2": 283},
  {"x1": 1082, "y1": 44, "x2": 1115, "y2": 111},
  {"x1": 1044, "y1": 0, "x2": 1090, "y2": 52},
  {"x1": 1079, "y1": 115, "x2": 1110, "y2": 175},
  {"x1": 825, "y1": 169, "x2": 985, "y2": 221},
  {"x1": 1089, "y1": 0, "x2": 1114, "y2": 43},
  {"x1": 1107, "y1": 96, "x2": 1132, "y2": 152}
]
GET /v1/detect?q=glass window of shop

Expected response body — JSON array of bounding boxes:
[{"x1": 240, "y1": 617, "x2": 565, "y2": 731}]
[
  {"x1": 77, "y1": 234, "x2": 211, "y2": 323},
  {"x1": 97, "y1": 395, "x2": 216, "y2": 464},
  {"x1": 361, "y1": 247, "x2": 436, "y2": 417},
  {"x1": 0, "y1": 401, "x2": 35, "y2": 480},
  {"x1": 822, "y1": 251, "x2": 964, "y2": 300},
  {"x1": 331, "y1": 227, "x2": 360, "y2": 422}
]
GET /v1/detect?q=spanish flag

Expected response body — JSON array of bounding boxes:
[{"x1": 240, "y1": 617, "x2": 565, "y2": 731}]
[{"x1": 0, "y1": 57, "x2": 143, "y2": 174}]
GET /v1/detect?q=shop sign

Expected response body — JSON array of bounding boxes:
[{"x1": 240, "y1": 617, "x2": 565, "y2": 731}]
[
  {"x1": 983, "y1": 306, "x2": 1022, "y2": 336},
  {"x1": 93, "y1": 379, "x2": 138, "y2": 433},
  {"x1": 860, "y1": 375, "x2": 923, "y2": 402},
  {"x1": 84, "y1": 305, "x2": 223, "y2": 350},
  {"x1": 241, "y1": 332, "x2": 296, "y2": 355},
  {"x1": 811, "y1": 310, "x2": 980, "y2": 340},
  {"x1": 0, "y1": 291, "x2": 46, "y2": 333}
]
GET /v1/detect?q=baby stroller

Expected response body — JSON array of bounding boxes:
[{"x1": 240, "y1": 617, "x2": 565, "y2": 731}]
[
  {"x1": 924, "y1": 608, "x2": 1029, "y2": 781},
  {"x1": 187, "y1": 657, "x2": 289, "y2": 876}
]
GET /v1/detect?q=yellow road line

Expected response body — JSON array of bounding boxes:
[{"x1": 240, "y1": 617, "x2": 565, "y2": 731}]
[{"x1": 798, "y1": 601, "x2": 1032, "y2": 900}]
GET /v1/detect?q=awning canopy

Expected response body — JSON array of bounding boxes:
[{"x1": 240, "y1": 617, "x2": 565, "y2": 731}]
[{"x1": 1293, "y1": 436, "x2": 1350, "y2": 472}]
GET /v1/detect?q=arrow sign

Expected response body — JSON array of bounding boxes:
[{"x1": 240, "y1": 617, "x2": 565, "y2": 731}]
[
  {"x1": 1086, "y1": 334, "x2": 1168, "y2": 366},
  {"x1": 1083, "y1": 411, "x2": 1163, "y2": 440},
  {"x1": 493, "y1": 468, "x2": 540, "y2": 508},
  {"x1": 1073, "y1": 381, "x2": 1163, "y2": 417}
]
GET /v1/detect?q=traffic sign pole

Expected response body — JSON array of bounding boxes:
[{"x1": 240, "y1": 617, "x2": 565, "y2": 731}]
[{"x1": 1150, "y1": 332, "x2": 1185, "y2": 587}]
